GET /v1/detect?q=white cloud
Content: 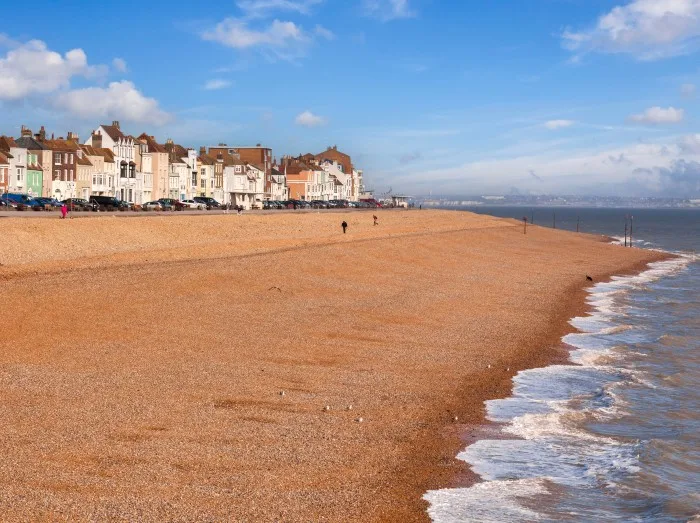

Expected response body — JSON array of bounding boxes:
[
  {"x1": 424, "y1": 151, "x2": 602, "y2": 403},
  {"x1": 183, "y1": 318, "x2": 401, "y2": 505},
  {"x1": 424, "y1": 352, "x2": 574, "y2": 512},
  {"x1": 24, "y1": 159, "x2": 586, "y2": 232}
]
[
  {"x1": 679, "y1": 133, "x2": 700, "y2": 153},
  {"x1": 0, "y1": 39, "x2": 105, "y2": 100},
  {"x1": 314, "y1": 24, "x2": 335, "y2": 40},
  {"x1": 681, "y1": 82, "x2": 696, "y2": 96},
  {"x1": 628, "y1": 106, "x2": 685, "y2": 124},
  {"x1": 236, "y1": 0, "x2": 323, "y2": 18},
  {"x1": 53, "y1": 81, "x2": 172, "y2": 125},
  {"x1": 364, "y1": 0, "x2": 415, "y2": 21},
  {"x1": 295, "y1": 110, "x2": 326, "y2": 127},
  {"x1": 386, "y1": 135, "x2": 700, "y2": 197},
  {"x1": 202, "y1": 18, "x2": 311, "y2": 61},
  {"x1": 544, "y1": 119, "x2": 575, "y2": 130},
  {"x1": 204, "y1": 79, "x2": 232, "y2": 90},
  {"x1": 562, "y1": 0, "x2": 700, "y2": 61},
  {"x1": 112, "y1": 57, "x2": 128, "y2": 73}
]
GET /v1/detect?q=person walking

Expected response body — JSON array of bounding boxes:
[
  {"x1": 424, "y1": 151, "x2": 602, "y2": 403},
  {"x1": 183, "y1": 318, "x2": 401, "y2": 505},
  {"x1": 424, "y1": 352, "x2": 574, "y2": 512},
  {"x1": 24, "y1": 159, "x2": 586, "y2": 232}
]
[
  {"x1": 373, "y1": 215, "x2": 378, "y2": 226},
  {"x1": 60, "y1": 203, "x2": 68, "y2": 219},
  {"x1": 237, "y1": 205, "x2": 242, "y2": 215},
  {"x1": 341, "y1": 221, "x2": 348, "y2": 234}
]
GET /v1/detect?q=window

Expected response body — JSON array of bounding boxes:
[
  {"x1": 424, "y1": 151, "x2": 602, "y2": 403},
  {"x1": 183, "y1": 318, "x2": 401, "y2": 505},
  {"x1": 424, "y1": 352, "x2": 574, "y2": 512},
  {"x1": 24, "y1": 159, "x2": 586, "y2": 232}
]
[
  {"x1": 69, "y1": 154, "x2": 74, "y2": 164},
  {"x1": 69, "y1": 169, "x2": 73, "y2": 181},
  {"x1": 54, "y1": 153, "x2": 61, "y2": 165},
  {"x1": 201, "y1": 179, "x2": 206, "y2": 188}
]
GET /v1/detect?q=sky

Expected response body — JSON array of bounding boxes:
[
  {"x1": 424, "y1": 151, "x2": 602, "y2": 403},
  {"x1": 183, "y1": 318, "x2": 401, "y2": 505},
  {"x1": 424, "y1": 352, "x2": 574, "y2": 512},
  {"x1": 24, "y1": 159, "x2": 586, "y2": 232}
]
[{"x1": 1, "y1": 0, "x2": 700, "y2": 197}]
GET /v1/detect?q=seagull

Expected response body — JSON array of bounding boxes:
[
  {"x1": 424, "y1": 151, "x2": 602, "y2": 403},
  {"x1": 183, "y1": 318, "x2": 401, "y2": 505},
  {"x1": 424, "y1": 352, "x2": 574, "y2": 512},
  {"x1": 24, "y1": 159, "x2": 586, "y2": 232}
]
[{"x1": 586, "y1": 275, "x2": 593, "y2": 282}]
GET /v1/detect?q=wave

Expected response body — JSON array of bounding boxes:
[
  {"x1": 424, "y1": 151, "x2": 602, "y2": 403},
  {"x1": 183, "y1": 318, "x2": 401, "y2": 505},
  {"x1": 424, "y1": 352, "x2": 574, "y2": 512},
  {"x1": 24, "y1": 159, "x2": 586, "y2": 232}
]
[{"x1": 425, "y1": 250, "x2": 695, "y2": 522}]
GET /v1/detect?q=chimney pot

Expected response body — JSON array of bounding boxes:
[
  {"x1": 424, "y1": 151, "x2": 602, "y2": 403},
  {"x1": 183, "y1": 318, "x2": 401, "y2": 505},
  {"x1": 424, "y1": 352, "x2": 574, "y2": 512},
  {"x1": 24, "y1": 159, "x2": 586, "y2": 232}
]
[{"x1": 112, "y1": 121, "x2": 120, "y2": 129}]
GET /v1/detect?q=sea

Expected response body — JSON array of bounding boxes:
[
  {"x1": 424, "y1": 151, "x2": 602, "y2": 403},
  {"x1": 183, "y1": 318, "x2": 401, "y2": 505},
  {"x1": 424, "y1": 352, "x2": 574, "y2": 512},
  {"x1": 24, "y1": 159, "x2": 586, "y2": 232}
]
[{"x1": 425, "y1": 207, "x2": 700, "y2": 522}]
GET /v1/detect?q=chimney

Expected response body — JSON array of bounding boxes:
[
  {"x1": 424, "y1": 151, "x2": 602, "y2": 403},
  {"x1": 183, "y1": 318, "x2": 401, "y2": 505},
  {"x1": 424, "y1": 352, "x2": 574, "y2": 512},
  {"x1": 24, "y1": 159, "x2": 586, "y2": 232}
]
[
  {"x1": 112, "y1": 120, "x2": 120, "y2": 130},
  {"x1": 91, "y1": 131, "x2": 103, "y2": 149},
  {"x1": 38, "y1": 126, "x2": 46, "y2": 142},
  {"x1": 164, "y1": 139, "x2": 174, "y2": 154},
  {"x1": 67, "y1": 131, "x2": 79, "y2": 142},
  {"x1": 256, "y1": 143, "x2": 261, "y2": 147},
  {"x1": 217, "y1": 152, "x2": 223, "y2": 162},
  {"x1": 199, "y1": 146, "x2": 206, "y2": 156},
  {"x1": 21, "y1": 126, "x2": 32, "y2": 137}
]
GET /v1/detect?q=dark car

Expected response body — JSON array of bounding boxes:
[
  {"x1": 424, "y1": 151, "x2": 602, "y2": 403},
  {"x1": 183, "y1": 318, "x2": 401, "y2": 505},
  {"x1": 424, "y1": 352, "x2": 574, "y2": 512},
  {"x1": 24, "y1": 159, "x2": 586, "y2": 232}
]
[
  {"x1": 62, "y1": 198, "x2": 96, "y2": 211},
  {"x1": 89, "y1": 195, "x2": 129, "y2": 211},
  {"x1": 158, "y1": 198, "x2": 187, "y2": 211},
  {"x1": 193, "y1": 196, "x2": 222, "y2": 209},
  {"x1": 31, "y1": 197, "x2": 61, "y2": 211}
]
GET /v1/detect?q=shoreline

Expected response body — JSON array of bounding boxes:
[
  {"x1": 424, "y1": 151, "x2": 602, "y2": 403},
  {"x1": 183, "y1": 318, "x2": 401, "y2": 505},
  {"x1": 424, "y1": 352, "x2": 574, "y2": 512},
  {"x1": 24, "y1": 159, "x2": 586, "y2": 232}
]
[
  {"x1": 384, "y1": 256, "x2": 667, "y2": 522},
  {"x1": 0, "y1": 211, "x2": 667, "y2": 521}
]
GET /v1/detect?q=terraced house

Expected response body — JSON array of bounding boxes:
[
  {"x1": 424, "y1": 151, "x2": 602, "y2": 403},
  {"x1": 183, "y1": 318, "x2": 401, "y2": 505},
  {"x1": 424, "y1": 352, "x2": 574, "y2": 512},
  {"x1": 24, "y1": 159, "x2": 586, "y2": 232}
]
[
  {"x1": 80, "y1": 144, "x2": 116, "y2": 197},
  {"x1": 16, "y1": 127, "x2": 52, "y2": 198},
  {"x1": 0, "y1": 136, "x2": 26, "y2": 194},
  {"x1": 0, "y1": 151, "x2": 9, "y2": 195},
  {"x1": 86, "y1": 122, "x2": 143, "y2": 204},
  {"x1": 138, "y1": 134, "x2": 169, "y2": 200}
]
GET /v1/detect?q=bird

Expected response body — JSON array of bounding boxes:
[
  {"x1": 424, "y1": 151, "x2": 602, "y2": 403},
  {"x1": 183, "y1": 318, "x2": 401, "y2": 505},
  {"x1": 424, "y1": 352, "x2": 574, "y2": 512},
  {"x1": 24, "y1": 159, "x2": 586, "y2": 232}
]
[
  {"x1": 323, "y1": 405, "x2": 331, "y2": 412},
  {"x1": 586, "y1": 275, "x2": 593, "y2": 282},
  {"x1": 346, "y1": 405, "x2": 353, "y2": 411},
  {"x1": 279, "y1": 391, "x2": 285, "y2": 397},
  {"x1": 355, "y1": 417, "x2": 364, "y2": 423},
  {"x1": 452, "y1": 416, "x2": 459, "y2": 422}
]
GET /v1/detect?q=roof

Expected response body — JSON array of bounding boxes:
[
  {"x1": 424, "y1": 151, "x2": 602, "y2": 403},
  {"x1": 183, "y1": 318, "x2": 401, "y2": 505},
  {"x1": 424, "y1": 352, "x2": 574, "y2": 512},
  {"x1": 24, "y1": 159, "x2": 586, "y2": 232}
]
[
  {"x1": 285, "y1": 163, "x2": 311, "y2": 175},
  {"x1": 44, "y1": 139, "x2": 79, "y2": 152},
  {"x1": 0, "y1": 151, "x2": 10, "y2": 164},
  {"x1": 15, "y1": 136, "x2": 50, "y2": 151},
  {"x1": 0, "y1": 136, "x2": 19, "y2": 151},
  {"x1": 81, "y1": 145, "x2": 115, "y2": 163},
  {"x1": 100, "y1": 124, "x2": 126, "y2": 142},
  {"x1": 137, "y1": 134, "x2": 167, "y2": 153},
  {"x1": 198, "y1": 154, "x2": 216, "y2": 165},
  {"x1": 271, "y1": 167, "x2": 284, "y2": 177},
  {"x1": 77, "y1": 155, "x2": 93, "y2": 166}
]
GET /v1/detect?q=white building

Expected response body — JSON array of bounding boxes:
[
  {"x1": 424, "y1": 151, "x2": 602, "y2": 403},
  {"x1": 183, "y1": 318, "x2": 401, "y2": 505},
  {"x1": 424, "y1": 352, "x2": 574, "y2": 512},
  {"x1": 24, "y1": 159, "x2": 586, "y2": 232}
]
[
  {"x1": 269, "y1": 167, "x2": 288, "y2": 201},
  {"x1": 321, "y1": 160, "x2": 352, "y2": 200},
  {"x1": 7, "y1": 143, "x2": 27, "y2": 194},
  {"x1": 85, "y1": 122, "x2": 144, "y2": 203},
  {"x1": 224, "y1": 161, "x2": 265, "y2": 209}
]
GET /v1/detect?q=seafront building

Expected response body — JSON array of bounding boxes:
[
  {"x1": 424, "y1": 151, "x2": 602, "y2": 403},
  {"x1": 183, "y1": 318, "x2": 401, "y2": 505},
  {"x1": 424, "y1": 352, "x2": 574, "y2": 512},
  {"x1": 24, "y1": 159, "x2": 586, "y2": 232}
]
[{"x1": 1, "y1": 124, "x2": 370, "y2": 206}]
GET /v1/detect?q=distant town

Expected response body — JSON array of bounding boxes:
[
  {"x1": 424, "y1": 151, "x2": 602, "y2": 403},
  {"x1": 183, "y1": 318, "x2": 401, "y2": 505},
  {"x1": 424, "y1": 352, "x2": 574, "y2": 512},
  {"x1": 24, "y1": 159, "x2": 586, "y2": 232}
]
[
  {"x1": 0, "y1": 123, "x2": 383, "y2": 210},
  {"x1": 417, "y1": 194, "x2": 700, "y2": 209}
]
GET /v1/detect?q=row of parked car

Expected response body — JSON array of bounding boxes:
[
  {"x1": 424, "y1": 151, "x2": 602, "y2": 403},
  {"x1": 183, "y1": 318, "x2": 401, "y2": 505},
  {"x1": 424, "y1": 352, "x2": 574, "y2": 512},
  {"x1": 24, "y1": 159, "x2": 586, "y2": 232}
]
[
  {"x1": 1, "y1": 193, "x2": 383, "y2": 212},
  {"x1": 0, "y1": 193, "x2": 225, "y2": 212},
  {"x1": 263, "y1": 199, "x2": 381, "y2": 209}
]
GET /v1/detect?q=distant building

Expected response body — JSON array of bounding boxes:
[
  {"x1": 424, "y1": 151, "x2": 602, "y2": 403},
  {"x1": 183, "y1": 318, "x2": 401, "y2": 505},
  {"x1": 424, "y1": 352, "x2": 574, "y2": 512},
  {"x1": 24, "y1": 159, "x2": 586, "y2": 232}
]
[
  {"x1": 85, "y1": 122, "x2": 143, "y2": 203},
  {"x1": 0, "y1": 151, "x2": 10, "y2": 195},
  {"x1": 16, "y1": 127, "x2": 52, "y2": 197},
  {"x1": 208, "y1": 144, "x2": 272, "y2": 199}
]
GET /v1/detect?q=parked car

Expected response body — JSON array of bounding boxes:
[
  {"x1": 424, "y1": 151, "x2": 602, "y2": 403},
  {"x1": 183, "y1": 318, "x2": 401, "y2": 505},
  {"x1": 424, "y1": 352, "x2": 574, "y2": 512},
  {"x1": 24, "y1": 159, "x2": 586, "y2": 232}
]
[
  {"x1": 142, "y1": 201, "x2": 163, "y2": 211},
  {"x1": 89, "y1": 195, "x2": 130, "y2": 211},
  {"x1": 310, "y1": 200, "x2": 328, "y2": 209},
  {"x1": 158, "y1": 198, "x2": 187, "y2": 211},
  {"x1": 181, "y1": 199, "x2": 205, "y2": 210},
  {"x1": 3, "y1": 193, "x2": 38, "y2": 208},
  {"x1": 62, "y1": 198, "x2": 96, "y2": 211},
  {"x1": 193, "y1": 197, "x2": 222, "y2": 209}
]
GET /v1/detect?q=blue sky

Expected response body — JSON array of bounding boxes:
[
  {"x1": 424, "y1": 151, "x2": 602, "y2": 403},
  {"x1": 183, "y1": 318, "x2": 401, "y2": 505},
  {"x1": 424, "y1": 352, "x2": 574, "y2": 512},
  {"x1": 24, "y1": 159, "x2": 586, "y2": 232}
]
[{"x1": 1, "y1": 0, "x2": 700, "y2": 197}]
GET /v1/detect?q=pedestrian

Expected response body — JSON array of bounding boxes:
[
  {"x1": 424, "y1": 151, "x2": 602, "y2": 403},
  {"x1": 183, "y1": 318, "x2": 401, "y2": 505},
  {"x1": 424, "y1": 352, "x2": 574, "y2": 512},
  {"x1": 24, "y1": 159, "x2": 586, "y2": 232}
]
[
  {"x1": 419, "y1": 204, "x2": 422, "y2": 210},
  {"x1": 224, "y1": 203, "x2": 229, "y2": 214},
  {"x1": 60, "y1": 203, "x2": 67, "y2": 219},
  {"x1": 341, "y1": 221, "x2": 348, "y2": 234},
  {"x1": 237, "y1": 205, "x2": 242, "y2": 215},
  {"x1": 373, "y1": 215, "x2": 378, "y2": 226}
]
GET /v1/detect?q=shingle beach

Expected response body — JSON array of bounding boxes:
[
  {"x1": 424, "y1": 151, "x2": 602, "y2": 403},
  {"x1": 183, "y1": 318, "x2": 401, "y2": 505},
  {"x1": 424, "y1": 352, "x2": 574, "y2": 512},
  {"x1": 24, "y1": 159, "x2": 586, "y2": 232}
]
[{"x1": 0, "y1": 210, "x2": 665, "y2": 521}]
